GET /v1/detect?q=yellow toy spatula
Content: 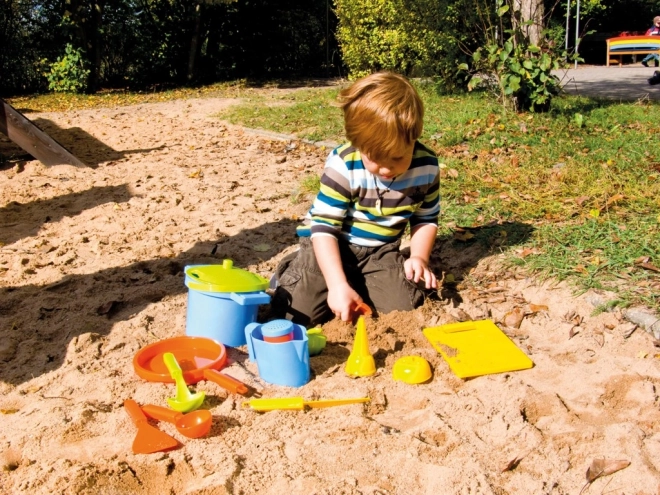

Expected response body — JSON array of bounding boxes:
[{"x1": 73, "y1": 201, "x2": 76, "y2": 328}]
[{"x1": 242, "y1": 397, "x2": 370, "y2": 411}]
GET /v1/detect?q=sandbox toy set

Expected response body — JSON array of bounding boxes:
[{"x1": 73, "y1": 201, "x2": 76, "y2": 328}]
[{"x1": 124, "y1": 259, "x2": 533, "y2": 454}]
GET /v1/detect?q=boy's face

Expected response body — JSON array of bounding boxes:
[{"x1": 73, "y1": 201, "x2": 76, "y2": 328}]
[{"x1": 361, "y1": 141, "x2": 415, "y2": 180}]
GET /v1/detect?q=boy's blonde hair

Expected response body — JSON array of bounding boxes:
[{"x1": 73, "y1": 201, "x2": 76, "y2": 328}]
[
  {"x1": 654, "y1": 15, "x2": 660, "y2": 23},
  {"x1": 338, "y1": 72, "x2": 424, "y2": 161}
]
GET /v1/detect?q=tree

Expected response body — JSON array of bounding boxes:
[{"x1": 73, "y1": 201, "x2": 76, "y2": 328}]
[
  {"x1": 515, "y1": 0, "x2": 543, "y2": 44},
  {"x1": 62, "y1": 0, "x2": 106, "y2": 91},
  {"x1": 186, "y1": 0, "x2": 237, "y2": 82}
]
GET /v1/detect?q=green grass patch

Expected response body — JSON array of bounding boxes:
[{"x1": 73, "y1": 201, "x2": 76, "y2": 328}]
[{"x1": 219, "y1": 88, "x2": 344, "y2": 142}]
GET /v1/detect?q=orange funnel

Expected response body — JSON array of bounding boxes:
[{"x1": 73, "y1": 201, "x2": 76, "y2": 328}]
[{"x1": 345, "y1": 316, "x2": 376, "y2": 377}]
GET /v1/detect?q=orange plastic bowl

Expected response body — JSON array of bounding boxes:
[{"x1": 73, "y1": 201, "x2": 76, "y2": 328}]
[{"x1": 133, "y1": 336, "x2": 227, "y2": 384}]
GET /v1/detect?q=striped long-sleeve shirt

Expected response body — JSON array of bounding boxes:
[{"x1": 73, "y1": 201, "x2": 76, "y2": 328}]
[{"x1": 298, "y1": 141, "x2": 440, "y2": 247}]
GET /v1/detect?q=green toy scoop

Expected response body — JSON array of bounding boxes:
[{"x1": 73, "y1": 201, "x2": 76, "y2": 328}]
[{"x1": 163, "y1": 352, "x2": 206, "y2": 413}]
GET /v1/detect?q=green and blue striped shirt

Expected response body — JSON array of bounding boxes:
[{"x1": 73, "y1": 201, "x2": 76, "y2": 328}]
[{"x1": 299, "y1": 142, "x2": 440, "y2": 247}]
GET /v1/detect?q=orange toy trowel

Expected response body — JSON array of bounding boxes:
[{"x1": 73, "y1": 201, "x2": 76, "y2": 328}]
[{"x1": 124, "y1": 399, "x2": 179, "y2": 454}]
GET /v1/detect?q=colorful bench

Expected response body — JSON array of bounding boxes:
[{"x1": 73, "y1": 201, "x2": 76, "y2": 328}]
[{"x1": 606, "y1": 36, "x2": 660, "y2": 66}]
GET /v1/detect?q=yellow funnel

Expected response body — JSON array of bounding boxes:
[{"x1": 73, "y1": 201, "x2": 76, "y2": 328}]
[{"x1": 345, "y1": 316, "x2": 376, "y2": 377}]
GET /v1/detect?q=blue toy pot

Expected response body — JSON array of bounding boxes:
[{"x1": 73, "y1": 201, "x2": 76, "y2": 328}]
[{"x1": 184, "y1": 260, "x2": 270, "y2": 347}]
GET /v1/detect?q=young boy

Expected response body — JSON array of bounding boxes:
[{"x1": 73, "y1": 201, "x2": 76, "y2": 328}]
[{"x1": 272, "y1": 71, "x2": 440, "y2": 326}]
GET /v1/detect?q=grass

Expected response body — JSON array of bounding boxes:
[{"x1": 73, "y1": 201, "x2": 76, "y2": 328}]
[{"x1": 7, "y1": 82, "x2": 660, "y2": 312}]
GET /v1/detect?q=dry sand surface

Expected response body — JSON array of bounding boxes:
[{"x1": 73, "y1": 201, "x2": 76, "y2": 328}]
[{"x1": 1, "y1": 94, "x2": 660, "y2": 495}]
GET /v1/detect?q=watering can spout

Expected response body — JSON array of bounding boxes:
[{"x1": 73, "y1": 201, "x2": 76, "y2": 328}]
[{"x1": 345, "y1": 316, "x2": 376, "y2": 377}]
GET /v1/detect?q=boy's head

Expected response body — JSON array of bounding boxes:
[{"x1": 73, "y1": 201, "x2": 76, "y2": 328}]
[
  {"x1": 338, "y1": 72, "x2": 424, "y2": 163},
  {"x1": 655, "y1": 15, "x2": 660, "y2": 25}
]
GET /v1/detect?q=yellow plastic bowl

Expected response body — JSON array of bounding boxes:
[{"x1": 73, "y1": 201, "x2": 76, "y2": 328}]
[{"x1": 392, "y1": 356, "x2": 432, "y2": 384}]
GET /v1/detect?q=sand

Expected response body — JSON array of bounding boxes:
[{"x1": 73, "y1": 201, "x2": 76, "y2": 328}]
[{"x1": 1, "y1": 94, "x2": 659, "y2": 495}]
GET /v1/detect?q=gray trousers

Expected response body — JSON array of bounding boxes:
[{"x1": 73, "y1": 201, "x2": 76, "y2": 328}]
[{"x1": 272, "y1": 236, "x2": 425, "y2": 327}]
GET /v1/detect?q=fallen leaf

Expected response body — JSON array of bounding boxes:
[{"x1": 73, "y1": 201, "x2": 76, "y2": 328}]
[
  {"x1": 501, "y1": 456, "x2": 522, "y2": 472},
  {"x1": 0, "y1": 409, "x2": 19, "y2": 414},
  {"x1": 638, "y1": 262, "x2": 660, "y2": 273},
  {"x1": 575, "y1": 195, "x2": 590, "y2": 206},
  {"x1": 588, "y1": 255, "x2": 604, "y2": 266},
  {"x1": 637, "y1": 351, "x2": 648, "y2": 359},
  {"x1": 453, "y1": 231, "x2": 474, "y2": 242},
  {"x1": 527, "y1": 303, "x2": 548, "y2": 314},
  {"x1": 581, "y1": 458, "x2": 630, "y2": 494},
  {"x1": 503, "y1": 307, "x2": 524, "y2": 329},
  {"x1": 574, "y1": 265, "x2": 589, "y2": 275},
  {"x1": 619, "y1": 323, "x2": 637, "y2": 339},
  {"x1": 516, "y1": 247, "x2": 538, "y2": 258},
  {"x1": 563, "y1": 311, "x2": 583, "y2": 326},
  {"x1": 447, "y1": 168, "x2": 459, "y2": 178},
  {"x1": 605, "y1": 193, "x2": 624, "y2": 207},
  {"x1": 569, "y1": 327, "x2": 579, "y2": 339},
  {"x1": 592, "y1": 331, "x2": 604, "y2": 348},
  {"x1": 252, "y1": 243, "x2": 271, "y2": 252}
]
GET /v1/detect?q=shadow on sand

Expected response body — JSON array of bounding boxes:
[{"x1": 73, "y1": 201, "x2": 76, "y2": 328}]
[{"x1": 0, "y1": 217, "x2": 300, "y2": 386}]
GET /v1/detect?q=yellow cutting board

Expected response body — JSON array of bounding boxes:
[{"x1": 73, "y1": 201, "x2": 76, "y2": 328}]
[{"x1": 423, "y1": 320, "x2": 533, "y2": 379}]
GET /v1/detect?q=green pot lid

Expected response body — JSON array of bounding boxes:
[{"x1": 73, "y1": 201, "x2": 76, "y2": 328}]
[{"x1": 185, "y1": 260, "x2": 268, "y2": 293}]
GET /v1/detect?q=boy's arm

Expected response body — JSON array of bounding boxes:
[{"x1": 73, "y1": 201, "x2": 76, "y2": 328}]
[
  {"x1": 405, "y1": 224, "x2": 438, "y2": 289},
  {"x1": 312, "y1": 235, "x2": 363, "y2": 321}
]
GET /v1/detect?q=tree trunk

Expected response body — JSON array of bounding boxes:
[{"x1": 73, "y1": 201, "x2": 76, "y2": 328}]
[
  {"x1": 88, "y1": 1, "x2": 104, "y2": 92},
  {"x1": 187, "y1": 3, "x2": 202, "y2": 82},
  {"x1": 514, "y1": 0, "x2": 543, "y2": 45}
]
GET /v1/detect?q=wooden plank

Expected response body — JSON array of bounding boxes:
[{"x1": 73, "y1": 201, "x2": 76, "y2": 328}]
[{"x1": 0, "y1": 98, "x2": 85, "y2": 167}]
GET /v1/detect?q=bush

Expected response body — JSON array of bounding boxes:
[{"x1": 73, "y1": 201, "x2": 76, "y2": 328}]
[
  {"x1": 335, "y1": 0, "x2": 467, "y2": 86},
  {"x1": 46, "y1": 44, "x2": 90, "y2": 93}
]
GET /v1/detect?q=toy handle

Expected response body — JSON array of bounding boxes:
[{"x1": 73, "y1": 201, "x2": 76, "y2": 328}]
[
  {"x1": 141, "y1": 404, "x2": 182, "y2": 424},
  {"x1": 124, "y1": 399, "x2": 148, "y2": 426},
  {"x1": 230, "y1": 292, "x2": 271, "y2": 305},
  {"x1": 203, "y1": 369, "x2": 249, "y2": 395},
  {"x1": 242, "y1": 397, "x2": 305, "y2": 411},
  {"x1": 353, "y1": 302, "x2": 372, "y2": 316},
  {"x1": 163, "y1": 352, "x2": 182, "y2": 377},
  {"x1": 163, "y1": 352, "x2": 189, "y2": 400}
]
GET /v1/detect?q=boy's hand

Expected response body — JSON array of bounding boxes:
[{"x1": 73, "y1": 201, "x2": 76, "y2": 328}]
[
  {"x1": 327, "y1": 282, "x2": 363, "y2": 322},
  {"x1": 404, "y1": 256, "x2": 437, "y2": 289}
]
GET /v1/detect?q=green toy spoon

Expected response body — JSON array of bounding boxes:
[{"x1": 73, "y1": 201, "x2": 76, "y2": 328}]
[{"x1": 163, "y1": 352, "x2": 205, "y2": 413}]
